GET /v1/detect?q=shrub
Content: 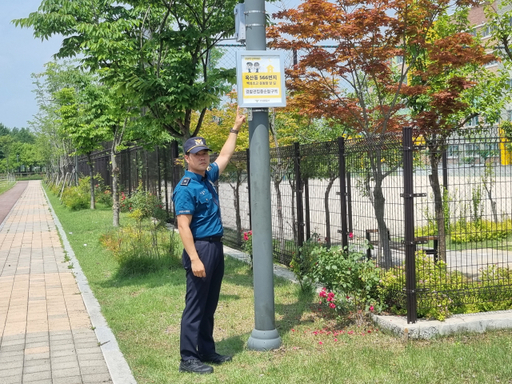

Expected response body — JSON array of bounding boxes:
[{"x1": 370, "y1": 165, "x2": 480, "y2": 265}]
[
  {"x1": 415, "y1": 223, "x2": 437, "y2": 238},
  {"x1": 61, "y1": 177, "x2": 91, "y2": 211},
  {"x1": 378, "y1": 251, "x2": 470, "y2": 320},
  {"x1": 93, "y1": 174, "x2": 112, "y2": 207},
  {"x1": 100, "y1": 225, "x2": 180, "y2": 275},
  {"x1": 121, "y1": 183, "x2": 166, "y2": 223},
  {"x1": 242, "y1": 230, "x2": 253, "y2": 267},
  {"x1": 450, "y1": 219, "x2": 512, "y2": 243},
  {"x1": 309, "y1": 246, "x2": 382, "y2": 314},
  {"x1": 290, "y1": 233, "x2": 324, "y2": 291},
  {"x1": 96, "y1": 189, "x2": 113, "y2": 207},
  {"x1": 473, "y1": 265, "x2": 512, "y2": 312}
]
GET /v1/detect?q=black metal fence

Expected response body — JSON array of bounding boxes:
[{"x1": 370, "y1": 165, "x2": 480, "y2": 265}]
[{"x1": 75, "y1": 127, "x2": 512, "y2": 322}]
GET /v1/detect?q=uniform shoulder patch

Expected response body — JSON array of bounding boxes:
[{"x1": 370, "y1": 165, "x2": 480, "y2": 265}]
[
  {"x1": 181, "y1": 177, "x2": 191, "y2": 186},
  {"x1": 207, "y1": 165, "x2": 212, "y2": 171}
]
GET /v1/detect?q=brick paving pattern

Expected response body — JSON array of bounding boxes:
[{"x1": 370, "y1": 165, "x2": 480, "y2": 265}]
[{"x1": 0, "y1": 181, "x2": 113, "y2": 384}]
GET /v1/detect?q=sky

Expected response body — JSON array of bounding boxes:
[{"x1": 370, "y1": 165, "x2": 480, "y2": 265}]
[
  {"x1": 0, "y1": 2, "x2": 63, "y2": 130},
  {"x1": 0, "y1": 1, "x2": 296, "y2": 131}
]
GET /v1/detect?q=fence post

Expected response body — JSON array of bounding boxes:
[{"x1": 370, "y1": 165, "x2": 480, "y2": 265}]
[
  {"x1": 171, "y1": 141, "x2": 181, "y2": 189},
  {"x1": 294, "y1": 143, "x2": 305, "y2": 248},
  {"x1": 347, "y1": 171, "x2": 353, "y2": 235},
  {"x1": 403, "y1": 126, "x2": 417, "y2": 324},
  {"x1": 163, "y1": 145, "x2": 169, "y2": 215},
  {"x1": 145, "y1": 150, "x2": 150, "y2": 192},
  {"x1": 304, "y1": 178, "x2": 311, "y2": 241},
  {"x1": 126, "y1": 149, "x2": 131, "y2": 195},
  {"x1": 171, "y1": 141, "x2": 181, "y2": 225},
  {"x1": 337, "y1": 137, "x2": 349, "y2": 249}
]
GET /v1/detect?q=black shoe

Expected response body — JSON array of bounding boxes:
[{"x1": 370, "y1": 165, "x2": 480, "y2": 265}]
[
  {"x1": 200, "y1": 353, "x2": 233, "y2": 365},
  {"x1": 179, "y1": 359, "x2": 214, "y2": 374}
]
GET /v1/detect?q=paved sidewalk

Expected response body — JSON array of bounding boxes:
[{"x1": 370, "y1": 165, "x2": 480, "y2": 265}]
[{"x1": 0, "y1": 181, "x2": 128, "y2": 384}]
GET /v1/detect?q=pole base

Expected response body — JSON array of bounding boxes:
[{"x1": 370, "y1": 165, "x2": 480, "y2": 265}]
[{"x1": 247, "y1": 329, "x2": 281, "y2": 351}]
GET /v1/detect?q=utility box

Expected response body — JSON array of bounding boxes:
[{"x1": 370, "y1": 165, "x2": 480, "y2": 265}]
[{"x1": 234, "y1": 3, "x2": 246, "y2": 43}]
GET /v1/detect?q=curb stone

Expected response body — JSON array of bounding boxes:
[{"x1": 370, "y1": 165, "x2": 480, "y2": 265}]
[{"x1": 44, "y1": 188, "x2": 138, "y2": 384}]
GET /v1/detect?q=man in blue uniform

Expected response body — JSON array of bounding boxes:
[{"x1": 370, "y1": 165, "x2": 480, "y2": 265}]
[{"x1": 173, "y1": 108, "x2": 246, "y2": 374}]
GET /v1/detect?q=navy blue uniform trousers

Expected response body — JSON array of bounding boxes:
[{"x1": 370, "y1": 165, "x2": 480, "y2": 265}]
[{"x1": 180, "y1": 239, "x2": 224, "y2": 361}]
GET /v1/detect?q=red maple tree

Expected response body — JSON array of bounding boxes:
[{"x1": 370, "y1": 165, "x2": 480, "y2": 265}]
[{"x1": 269, "y1": 0, "x2": 497, "y2": 265}]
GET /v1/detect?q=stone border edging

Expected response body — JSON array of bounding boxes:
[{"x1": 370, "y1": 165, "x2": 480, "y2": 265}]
[
  {"x1": 43, "y1": 187, "x2": 138, "y2": 384},
  {"x1": 371, "y1": 309, "x2": 512, "y2": 339}
]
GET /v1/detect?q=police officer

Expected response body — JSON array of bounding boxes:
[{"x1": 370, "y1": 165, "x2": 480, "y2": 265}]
[{"x1": 173, "y1": 108, "x2": 246, "y2": 374}]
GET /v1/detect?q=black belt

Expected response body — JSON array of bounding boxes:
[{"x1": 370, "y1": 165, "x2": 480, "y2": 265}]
[{"x1": 194, "y1": 236, "x2": 223, "y2": 242}]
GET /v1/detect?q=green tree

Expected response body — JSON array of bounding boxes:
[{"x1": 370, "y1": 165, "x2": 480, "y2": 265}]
[
  {"x1": 405, "y1": 9, "x2": 509, "y2": 261},
  {"x1": 484, "y1": 0, "x2": 512, "y2": 62},
  {"x1": 14, "y1": 0, "x2": 245, "y2": 144},
  {"x1": 0, "y1": 135, "x2": 14, "y2": 172},
  {"x1": 54, "y1": 73, "x2": 112, "y2": 209},
  {"x1": 269, "y1": 0, "x2": 508, "y2": 267},
  {"x1": 30, "y1": 62, "x2": 79, "y2": 185},
  {"x1": 0, "y1": 123, "x2": 10, "y2": 137}
]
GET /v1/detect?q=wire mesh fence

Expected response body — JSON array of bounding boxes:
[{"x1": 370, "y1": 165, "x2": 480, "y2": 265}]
[
  {"x1": 71, "y1": 126, "x2": 512, "y2": 321},
  {"x1": 410, "y1": 127, "x2": 512, "y2": 316}
]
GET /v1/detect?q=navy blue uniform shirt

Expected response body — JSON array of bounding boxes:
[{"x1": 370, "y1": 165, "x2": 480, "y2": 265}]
[{"x1": 172, "y1": 162, "x2": 223, "y2": 239}]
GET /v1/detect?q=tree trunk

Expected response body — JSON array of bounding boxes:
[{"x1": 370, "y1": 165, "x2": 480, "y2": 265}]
[
  {"x1": 230, "y1": 169, "x2": 244, "y2": 246},
  {"x1": 429, "y1": 154, "x2": 447, "y2": 262},
  {"x1": 87, "y1": 153, "x2": 96, "y2": 210},
  {"x1": 273, "y1": 177, "x2": 286, "y2": 263},
  {"x1": 372, "y1": 176, "x2": 392, "y2": 268},
  {"x1": 112, "y1": 150, "x2": 120, "y2": 227},
  {"x1": 490, "y1": 200, "x2": 498, "y2": 223},
  {"x1": 482, "y1": 164, "x2": 498, "y2": 223}
]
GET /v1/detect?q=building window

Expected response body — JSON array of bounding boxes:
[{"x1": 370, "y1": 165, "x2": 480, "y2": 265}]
[
  {"x1": 447, "y1": 144, "x2": 459, "y2": 158},
  {"x1": 465, "y1": 143, "x2": 479, "y2": 157},
  {"x1": 481, "y1": 25, "x2": 492, "y2": 37}
]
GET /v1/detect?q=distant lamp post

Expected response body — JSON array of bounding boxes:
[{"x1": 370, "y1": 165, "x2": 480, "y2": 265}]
[{"x1": 16, "y1": 153, "x2": 20, "y2": 173}]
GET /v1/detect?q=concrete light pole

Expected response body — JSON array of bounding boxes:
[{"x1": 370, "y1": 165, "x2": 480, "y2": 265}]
[{"x1": 245, "y1": 0, "x2": 282, "y2": 351}]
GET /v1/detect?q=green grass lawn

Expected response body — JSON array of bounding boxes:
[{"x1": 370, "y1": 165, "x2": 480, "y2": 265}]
[
  {"x1": 44, "y1": 186, "x2": 512, "y2": 384},
  {"x1": 0, "y1": 180, "x2": 16, "y2": 195}
]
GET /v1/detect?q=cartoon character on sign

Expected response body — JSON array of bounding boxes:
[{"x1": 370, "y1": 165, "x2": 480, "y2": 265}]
[
  {"x1": 246, "y1": 62, "x2": 253, "y2": 72},
  {"x1": 254, "y1": 62, "x2": 260, "y2": 73}
]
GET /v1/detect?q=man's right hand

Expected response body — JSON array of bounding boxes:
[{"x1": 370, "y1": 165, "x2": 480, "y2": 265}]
[{"x1": 191, "y1": 258, "x2": 206, "y2": 278}]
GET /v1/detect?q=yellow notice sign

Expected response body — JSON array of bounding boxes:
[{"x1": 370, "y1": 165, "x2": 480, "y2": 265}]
[{"x1": 237, "y1": 51, "x2": 286, "y2": 107}]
